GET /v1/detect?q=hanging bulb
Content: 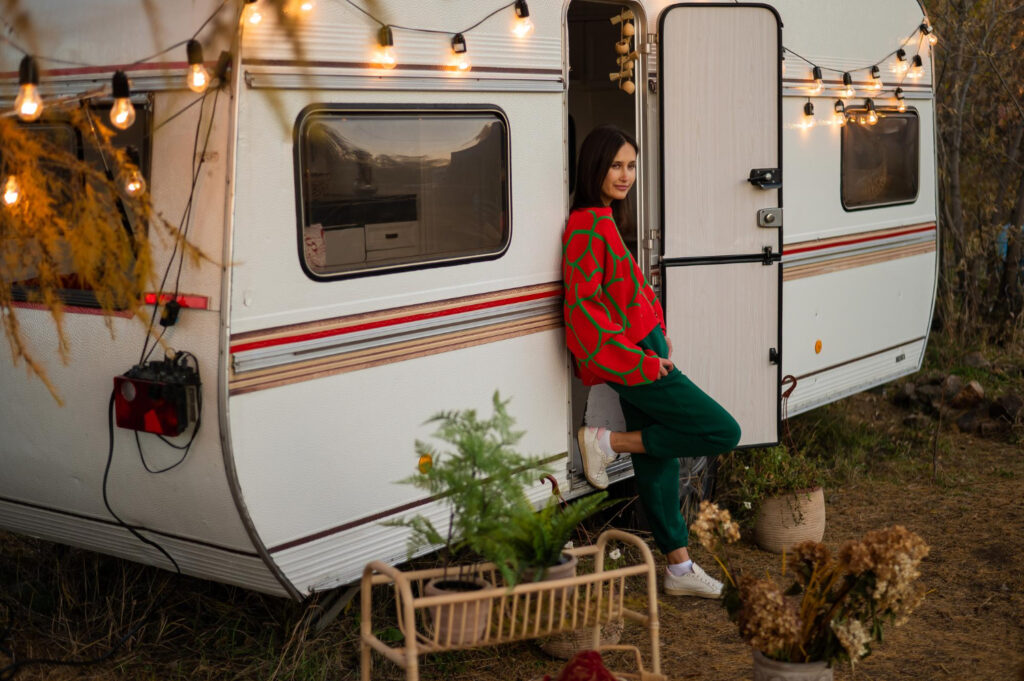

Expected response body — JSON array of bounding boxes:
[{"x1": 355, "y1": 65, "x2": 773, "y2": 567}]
[
  {"x1": 894, "y1": 48, "x2": 909, "y2": 74},
  {"x1": 781, "y1": 54, "x2": 786, "y2": 76},
  {"x1": 800, "y1": 101, "x2": 816, "y2": 130},
  {"x1": 810, "y1": 66, "x2": 823, "y2": 95},
  {"x1": 833, "y1": 100, "x2": 848, "y2": 126},
  {"x1": 244, "y1": 0, "x2": 262, "y2": 25},
  {"x1": 868, "y1": 65, "x2": 883, "y2": 91},
  {"x1": 895, "y1": 87, "x2": 907, "y2": 113},
  {"x1": 449, "y1": 33, "x2": 471, "y2": 72},
  {"x1": 512, "y1": 0, "x2": 533, "y2": 38},
  {"x1": 186, "y1": 40, "x2": 210, "y2": 93},
  {"x1": 864, "y1": 98, "x2": 878, "y2": 125},
  {"x1": 109, "y1": 71, "x2": 136, "y2": 130},
  {"x1": 15, "y1": 56, "x2": 43, "y2": 122},
  {"x1": 839, "y1": 72, "x2": 855, "y2": 98},
  {"x1": 298, "y1": 0, "x2": 314, "y2": 12},
  {"x1": 3, "y1": 176, "x2": 20, "y2": 206},
  {"x1": 908, "y1": 54, "x2": 924, "y2": 79},
  {"x1": 921, "y1": 22, "x2": 938, "y2": 46},
  {"x1": 123, "y1": 167, "x2": 146, "y2": 197},
  {"x1": 373, "y1": 25, "x2": 397, "y2": 69}
]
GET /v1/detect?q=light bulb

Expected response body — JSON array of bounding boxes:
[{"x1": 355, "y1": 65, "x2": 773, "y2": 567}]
[
  {"x1": 512, "y1": 0, "x2": 533, "y2": 38},
  {"x1": 895, "y1": 87, "x2": 907, "y2": 113},
  {"x1": 801, "y1": 101, "x2": 816, "y2": 129},
  {"x1": 922, "y1": 22, "x2": 938, "y2": 46},
  {"x1": 810, "y1": 66, "x2": 823, "y2": 95},
  {"x1": 908, "y1": 55, "x2": 924, "y2": 79},
  {"x1": 928, "y1": 32, "x2": 938, "y2": 46},
  {"x1": 16, "y1": 56, "x2": 42, "y2": 122},
  {"x1": 110, "y1": 71, "x2": 135, "y2": 130},
  {"x1": 839, "y1": 72, "x2": 854, "y2": 99},
  {"x1": 449, "y1": 33, "x2": 471, "y2": 72},
  {"x1": 123, "y1": 168, "x2": 146, "y2": 197},
  {"x1": 244, "y1": 0, "x2": 262, "y2": 25},
  {"x1": 864, "y1": 99, "x2": 878, "y2": 125},
  {"x1": 186, "y1": 40, "x2": 210, "y2": 93},
  {"x1": 374, "y1": 25, "x2": 397, "y2": 69},
  {"x1": 299, "y1": 0, "x2": 314, "y2": 11},
  {"x1": 894, "y1": 48, "x2": 909, "y2": 74},
  {"x1": 3, "y1": 176, "x2": 20, "y2": 206},
  {"x1": 833, "y1": 100, "x2": 847, "y2": 126},
  {"x1": 868, "y1": 65, "x2": 883, "y2": 91}
]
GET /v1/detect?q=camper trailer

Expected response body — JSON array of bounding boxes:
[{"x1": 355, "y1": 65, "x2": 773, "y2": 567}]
[{"x1": 0, "y1": 0, "x2": 937, "y2": 599}]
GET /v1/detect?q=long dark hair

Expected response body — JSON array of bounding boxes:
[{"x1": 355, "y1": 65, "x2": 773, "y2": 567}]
[{"x1": 570, "y1": 124, "x2": 638, "y2": 235}]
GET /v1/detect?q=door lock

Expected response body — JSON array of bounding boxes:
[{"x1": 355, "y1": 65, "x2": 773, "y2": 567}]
[
  {"x1": 748, "y1": 167, "x2": 782, "y2": 190},
  {"x1": 758, "y1": 207, "x2": 783, "y2": 228}
]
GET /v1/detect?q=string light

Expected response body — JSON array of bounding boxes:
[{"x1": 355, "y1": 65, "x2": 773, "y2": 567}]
[
  {"x1": 15, "y1": 56, "x2": 43, "y2": 122},
  {"x1": 895, "y1": 87, "x2": 907, "y2": 112},
  {"x1": 810, "y1": 66, "x2": 824, "y2": 95},
  {"x1": 868, "y1": 65, "x2": 883, "y2": 92},
  {"x1": 908, "y1": 54, "x2": 924, "y2": 78},
  {"x1": 244, "y1": 0, "x2": 262, "y2": 25},
  {"x1": 109, "y1": 71, "x2": 136, "y2": 131},
  {"x1": 894, "y1": 48, "x2": 910, "y2": 74},
  {"x1": 3, "y1": 176, "x2": 20, "y2": 206},
  {"x1": 801, "y1": 101, "x2": 816, "y2": 129},
  {"x1": 449, "y1": 33, "x2": 471, "y2": 72},
  {"x1": 833, "y1": 100, "x2": 848, "y2": 126},
  {"x1": 864, "y1": 98, "x2": 878, "y2": 125},
  {"x1": 839, "y1": 72, "x2": 855, "y2": 98},
  {"x1": 373, "y1": 25, "x2": 397, "y2": 69},
  {"x1": 123, "y1": 167, "x2": 146, "y2": 197},
  {"x1": 298, "y1": 0, "x2": 314, "y2": 12},
  {"x1": 186, "y1": 40, "x2": 210, "y2": 93},
  {"x1": 512, "y1": 0, "x2": 533, "y2": 38},
  {"x1": 921, "y1": 22, "x2": 938, "y2": 46}
]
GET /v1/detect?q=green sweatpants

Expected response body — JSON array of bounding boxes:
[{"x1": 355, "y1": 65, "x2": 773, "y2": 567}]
[{"x1": 608, "y1": 327, "x2": 741, "y2": 554}]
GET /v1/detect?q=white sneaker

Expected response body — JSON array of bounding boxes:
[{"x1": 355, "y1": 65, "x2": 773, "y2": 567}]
[
  {"x1": 663, "y1": 562, "x2": 723, "y2": 599},
  {"x1": 577, "y1": 426, "x2": 615, "y2": 490}
]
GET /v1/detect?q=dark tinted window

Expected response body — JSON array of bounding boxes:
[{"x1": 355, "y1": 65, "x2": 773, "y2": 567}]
[{"x1": 841, "y1": 111, "x2": 919, "y2": 209}]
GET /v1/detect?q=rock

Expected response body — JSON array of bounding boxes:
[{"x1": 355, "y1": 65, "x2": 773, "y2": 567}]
[
  {"x1": 990, "y1": 391, "x2": 1023, "y2": 423},
  {"x1": 950, "y1": 380, "x2": 985, "y2": 409},
  {"x1": 941, "y1": 374, "x2": 964, "y2": 401},
  {"x1": 893, "y1": 382, "x2": 917, "y2": 407},
  {"x1": 956, "y1": 408, "x2": 986, "y2": 434},
  {"x1": 915, "y1": 384, "x2": 943, "y2": 410},
  {"x1": 903, "y1": 413, "x2": 932, "y2": 429},
  {"x1": 963, "y1": 351, "x2": 991, "y2": 370}
]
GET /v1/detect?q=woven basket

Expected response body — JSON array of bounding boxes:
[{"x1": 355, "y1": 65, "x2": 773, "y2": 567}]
[
  {"x1": 753, "y1": 487, "x2": 826, "y2": 554},
  {"x1": 537, "y1": 618, "x2": 625, "y2": 659}
]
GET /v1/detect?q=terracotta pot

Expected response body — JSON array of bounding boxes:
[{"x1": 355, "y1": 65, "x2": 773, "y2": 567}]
[
  {"x1": 423, "y1": 576, "x2": 493, "y2": 645},
  {"x1": 523, "y1": 552, "x2": 579, "y2": 583},
  {"x1": 752, "y1": 650, "x2": 833, "y2": 681},
  {"x1": 753, "y1": 486, "x2": 826, "y2": 554}
]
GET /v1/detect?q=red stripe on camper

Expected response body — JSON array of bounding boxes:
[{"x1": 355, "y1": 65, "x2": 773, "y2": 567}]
[
  {"x1": 143, "y1": 293, "x2": 210, "y2": 309},
  {"x1": 229, "y1": 289, "x2": 561, "y2": 354},
  {"x1": 785, "y1": 224, "x2": 935, "y2": 256}
]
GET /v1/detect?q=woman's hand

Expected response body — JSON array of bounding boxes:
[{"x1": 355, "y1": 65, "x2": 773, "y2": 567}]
[{"x1": 657, "y1": 357, "x2": 674, "y2": 377}]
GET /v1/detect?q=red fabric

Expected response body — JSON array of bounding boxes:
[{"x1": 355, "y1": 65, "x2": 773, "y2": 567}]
[
  {"x1": 543, "y1": 650, "x2": 619, "y2": 681},
  {"x1": 562, "y1": 206, "x2": 666, "y2": 386}
]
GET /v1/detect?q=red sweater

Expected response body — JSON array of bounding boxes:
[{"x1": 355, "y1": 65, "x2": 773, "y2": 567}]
[{"x1": 562, "y1": 206, "x2": 666, "y2": 386}]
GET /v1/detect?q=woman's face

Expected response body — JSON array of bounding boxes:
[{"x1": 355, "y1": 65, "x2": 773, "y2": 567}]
[{"x1": 600, "y1": 143, "x2": 637, "y2": 206}]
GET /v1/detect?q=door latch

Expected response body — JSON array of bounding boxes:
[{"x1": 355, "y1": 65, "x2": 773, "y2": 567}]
[
  {"x1": 758, "y1": 207, "x2": 783, "y2": 228},
  {"x1": 748, "y1": 168, "x2": 782, "y2": 190},
  {"x1": 769, "y1": 347, "x2": 780, "y2": 365},
  {"x1": 762, "y1": 246, "x2": 775, "y2": 265}
]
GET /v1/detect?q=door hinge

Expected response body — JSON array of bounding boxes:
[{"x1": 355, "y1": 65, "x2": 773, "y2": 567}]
[
  {"x1": 769, "y1": 348, "x2": 780, "y2": 365},
  {"x1": 748, "y1": 167, "x2": 782, "y2": 190},
  {"x1": 762, "y1": 246, "x2": 775, "y2": 265},
  {"x1": 757, "y1": 207, "x2": 782, "y2": 228},
  {"x1": 647, "y1": 78, "x2": 657, "y2": 93}
]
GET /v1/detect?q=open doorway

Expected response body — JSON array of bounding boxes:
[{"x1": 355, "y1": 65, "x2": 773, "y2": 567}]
[{"x1": 566, "y1": 0, "x2": 643, "y2": 490}]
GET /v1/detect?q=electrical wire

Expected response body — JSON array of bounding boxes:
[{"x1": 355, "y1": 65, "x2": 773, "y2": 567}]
[{"x1": 341, "y1": 0, "x2": 516, "y2": 35}]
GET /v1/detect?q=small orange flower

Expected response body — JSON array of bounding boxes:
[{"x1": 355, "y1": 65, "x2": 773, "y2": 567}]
[{"x1": 417, "y1": 454, "x2": 432, "y2": 474}]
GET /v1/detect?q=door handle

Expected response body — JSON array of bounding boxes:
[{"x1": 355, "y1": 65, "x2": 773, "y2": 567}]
[{"x1": 748, "y1": 168, "x2": 781, "y2": 190}]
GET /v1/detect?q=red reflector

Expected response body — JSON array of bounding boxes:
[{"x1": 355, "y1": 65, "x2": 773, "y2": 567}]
[{"x1": 142, "y1": 293, "x2": 209, "y2": 309}]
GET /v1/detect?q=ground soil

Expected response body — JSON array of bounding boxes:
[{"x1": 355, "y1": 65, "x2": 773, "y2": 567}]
[{"x1": 1, "y1": 390, "x2": 1022, "y2": 681}]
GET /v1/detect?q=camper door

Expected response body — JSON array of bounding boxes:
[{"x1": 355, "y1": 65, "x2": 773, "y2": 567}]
[{"x1": 659, "y1": 4, "x2": 782, "y2": 447}]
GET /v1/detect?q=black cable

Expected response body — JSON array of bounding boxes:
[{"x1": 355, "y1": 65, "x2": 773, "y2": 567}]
[
  {"x1": 342, "y1": 0, "x2": 516, "y2": 35},
  {"x1": 784, "y1": 22, "x2": 925, "y2": 76}
]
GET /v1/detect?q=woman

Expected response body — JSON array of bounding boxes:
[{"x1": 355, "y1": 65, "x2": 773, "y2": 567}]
[{"x1": 563, "y1": 125, "x2": 741, "y2": 598}]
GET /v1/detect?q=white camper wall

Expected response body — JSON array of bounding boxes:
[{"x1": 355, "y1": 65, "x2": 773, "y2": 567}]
[{"x1": 226, "y1": 0, "x2": 569, "y2": 593}]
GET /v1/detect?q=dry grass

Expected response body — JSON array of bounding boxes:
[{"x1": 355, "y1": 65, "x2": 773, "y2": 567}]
[{"x1": 2, "y1": 347, "x2": 1023, "y2": 680}]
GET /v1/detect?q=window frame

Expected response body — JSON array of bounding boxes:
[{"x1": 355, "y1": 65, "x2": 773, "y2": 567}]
[
  {"x1": 839, "y1": 108, "x2": 920, "y2": 212},
  {"x1": 292, "y1": 103, "x2": 513, "y2": 282}
]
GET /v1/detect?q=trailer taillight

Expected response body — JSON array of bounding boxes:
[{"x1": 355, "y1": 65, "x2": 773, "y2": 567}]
[{"x1": 114, "y1": 356, "x2": 200, "y2": 437}]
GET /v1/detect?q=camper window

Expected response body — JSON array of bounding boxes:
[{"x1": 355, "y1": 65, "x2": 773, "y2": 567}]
[
  {"x1": 295, "y1": 107, "x2": 510, "y2": 279},
  {"x1": 841, "y1": 110, "x2": 919, "y2": 210},
  {"x1": 11, "y1": 104, "x2": 152, "y2": 308}
]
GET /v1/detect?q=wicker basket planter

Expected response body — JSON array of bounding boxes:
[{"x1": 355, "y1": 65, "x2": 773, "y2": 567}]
[{"x1": 753, "y1": 486, "x2": 826, "y2": 554}]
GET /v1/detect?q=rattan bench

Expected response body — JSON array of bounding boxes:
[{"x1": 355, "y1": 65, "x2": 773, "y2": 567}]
[{"x1": 359, "y1": 529, "x2": 663, "y2": 681}]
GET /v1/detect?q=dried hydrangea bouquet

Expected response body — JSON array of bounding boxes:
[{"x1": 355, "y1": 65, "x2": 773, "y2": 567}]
[{"x1": 691, "y1": 501, "x2": 929, "y2": 677}]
